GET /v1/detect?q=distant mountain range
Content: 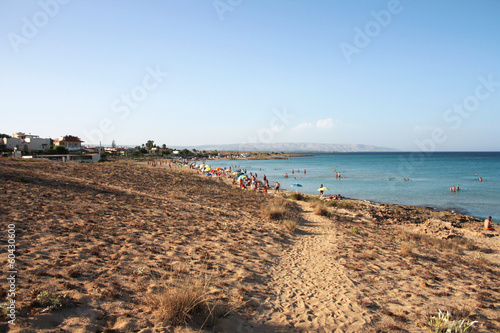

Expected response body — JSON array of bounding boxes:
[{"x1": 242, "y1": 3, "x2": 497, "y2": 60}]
[{"x1": 186, "y1": 143, "x2": 395, "y2": 153}]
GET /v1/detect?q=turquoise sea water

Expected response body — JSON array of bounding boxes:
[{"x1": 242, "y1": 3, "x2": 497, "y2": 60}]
[{"x1": 201, "y1": 152, "x2": 500, "y2": 221}]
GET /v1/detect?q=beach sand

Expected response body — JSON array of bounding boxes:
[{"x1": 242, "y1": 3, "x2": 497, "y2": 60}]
[{"x1": 1, "y1": 158, "x2": 499, "y2": 332}]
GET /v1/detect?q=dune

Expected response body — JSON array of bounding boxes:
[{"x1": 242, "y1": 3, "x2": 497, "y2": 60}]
[{"x1": 0, "y1": 158, "x2": 498, "y2": 332}]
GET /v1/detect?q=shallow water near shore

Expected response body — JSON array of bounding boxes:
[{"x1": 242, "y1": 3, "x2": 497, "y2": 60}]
[{"x1": 202, "y1": 151, "x2": 500, "y2": 221}]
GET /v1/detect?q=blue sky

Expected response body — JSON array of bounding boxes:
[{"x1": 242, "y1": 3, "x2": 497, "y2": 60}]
[{"x1": 1, "y1": 0, "x2": 499, "y2": 150}]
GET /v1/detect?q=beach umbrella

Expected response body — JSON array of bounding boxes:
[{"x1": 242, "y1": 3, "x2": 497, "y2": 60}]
[
  {"x1": 290, "y1": 184, "x2": 303, "y2": 187},
  {"x1": 317, "y1": 187, "x2": 330, "y2": 191}
]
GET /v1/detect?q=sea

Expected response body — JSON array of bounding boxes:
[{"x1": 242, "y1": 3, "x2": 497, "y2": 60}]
[{"x1": 200, "y1": 152, "x2": 500, "y2": 222}]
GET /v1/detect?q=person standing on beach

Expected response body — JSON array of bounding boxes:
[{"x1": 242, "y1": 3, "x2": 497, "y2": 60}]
[
  {"x1": 275, "y1": 182, "x2": 280, "y2": 194},
  {"x1": 319, "y1": 184, "x2": 324, "y2": 198}
]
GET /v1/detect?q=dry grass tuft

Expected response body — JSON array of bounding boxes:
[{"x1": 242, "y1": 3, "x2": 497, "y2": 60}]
[
  {"x1": 338, "y1": 201, "x2": 355, "y2": 210},
  {"x1": 67, "y1": 265, "x2": 82, "y2": 278},
  {"x1": 452, "y1": 237, "x2": 478, "y2": 251},
  {"x1": 470, "y1": 256, "x2": 489, "y2": 268},
  {"x1": 311, "y1": 202, "x2": 329, "y2": 217},
  {"x1": 400, "y1": 241, "x2": 414, "y2": 256},
  {"x1": 287, "y1": 192, "x2": 307, "y2": 201},
  {"x1": 398, "y1": 229, "x2": 480, "y2": 255},
  {"x1": 147, "y1": 277, "x2": 209, "y2": 326},
  {"x1": 449, "y1": 305, "x2": 474, "y2": 321},
  {"x1": 261, "y1": 198, "x2": 287, "y2": 220},
  {"x1": 281, "y1": 219, "x2": 298, "y2": 233},
  {"x1": 324, "y1": 200, "x2": 338, "y2": 207},
  {"x1": 261, "y1": 197, "x2": 301, "y2": 232},
  {"x1": 356, "y1": 249, "x2": 377, "y2": 260}
]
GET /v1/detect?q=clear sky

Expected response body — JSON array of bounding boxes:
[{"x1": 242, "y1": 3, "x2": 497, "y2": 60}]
[{"x1": 1, "y1": 0, "x2": 499, "y2": 150}]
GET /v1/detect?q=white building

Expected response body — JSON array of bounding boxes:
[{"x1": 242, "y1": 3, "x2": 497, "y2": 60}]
[
  {"x1": 3, "y1": 132, "x2": 50, "y2": 151},
  {"x1": 3, "y1": 137, "x2": 25, "y2": 151}
]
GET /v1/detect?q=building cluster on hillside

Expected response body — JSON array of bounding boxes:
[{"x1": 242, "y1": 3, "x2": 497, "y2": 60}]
[
  {"x1": 0, "y1": 132, "x2": 141, "y2": 162},
  {"x1": 1, "y1": 132, "x2": 85, "y2": 152},
  {"x1": 1, "y1": 131, "x2": 252, "y2": 161},
  {"x1": 0, "y1": 132, "x2": 102, "y2": 161},
  {"x1": 1, "y1": 132, "x2": 51, "y2": 151}
]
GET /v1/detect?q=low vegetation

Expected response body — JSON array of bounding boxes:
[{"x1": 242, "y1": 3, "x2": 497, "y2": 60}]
[
  {"x1": 310, "y1": 201, "x2": 329, "y2": 217},
  {"x1": 261, "y1": 197, "x2": 300, "y2": 232},
  {"x1": 281, "y1": 219, "x2": 298, "y2": 233},
  {"x1": 147, "y1": 277, "x2": 210, "y2": 326},
  {"x1": 397, "y1": 230, "x2": 479, "y2": 254},
  {"x1": 287, "y1": 192, "x2": 307, "y2": 201},
  {"x1": 427, "y1": 309, "x2": 477, "y2": 333}
]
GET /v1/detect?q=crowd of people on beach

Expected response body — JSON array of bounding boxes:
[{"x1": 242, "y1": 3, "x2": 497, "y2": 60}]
[
  {"x1": 143, "y1": 157, "x2": 496, "y2": 231},
  {"x1": 188, "y1": 161, "x2": 347, "y2": 200},
  {"x1": 191, "y1": 162, "x2": 285, "y2": 195}
]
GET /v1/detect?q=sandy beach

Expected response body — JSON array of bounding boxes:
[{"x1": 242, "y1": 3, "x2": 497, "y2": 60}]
[{"x1": 1, "y1": 158, "x2": 499, "y2": 332}]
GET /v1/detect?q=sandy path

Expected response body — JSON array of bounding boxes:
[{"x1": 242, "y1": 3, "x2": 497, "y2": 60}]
[{"x1": 252, "y1": 201, "x2": 373, "y2": 332}]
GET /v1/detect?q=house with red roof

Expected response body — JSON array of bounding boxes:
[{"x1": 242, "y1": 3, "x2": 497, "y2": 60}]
[{"x1": 53, "y1": 135, "x2": 83, "y2": 150}]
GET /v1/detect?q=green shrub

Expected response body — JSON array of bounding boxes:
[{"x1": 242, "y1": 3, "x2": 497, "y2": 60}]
[{"x1": 427, "y1": 309, "x2": 477, "y2": 333}]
